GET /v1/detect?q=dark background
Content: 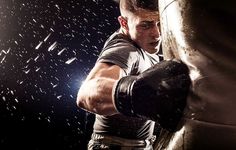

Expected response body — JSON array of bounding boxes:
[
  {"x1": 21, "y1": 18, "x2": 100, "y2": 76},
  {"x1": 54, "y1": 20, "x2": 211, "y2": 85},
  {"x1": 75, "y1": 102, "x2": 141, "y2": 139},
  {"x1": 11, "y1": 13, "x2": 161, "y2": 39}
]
[
  {"x1": 0, "y1": 0, "x2": 164, "y2": 149},
  {"x1": 0, "y1": 0, "x2": 119, "y2": 149}
]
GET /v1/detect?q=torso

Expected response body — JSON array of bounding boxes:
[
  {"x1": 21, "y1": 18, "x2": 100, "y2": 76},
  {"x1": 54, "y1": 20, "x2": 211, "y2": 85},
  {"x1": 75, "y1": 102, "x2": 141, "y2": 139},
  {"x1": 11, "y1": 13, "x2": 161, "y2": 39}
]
[{"x1": 93, "y1": 31, "x2": 160, "y2": 139}]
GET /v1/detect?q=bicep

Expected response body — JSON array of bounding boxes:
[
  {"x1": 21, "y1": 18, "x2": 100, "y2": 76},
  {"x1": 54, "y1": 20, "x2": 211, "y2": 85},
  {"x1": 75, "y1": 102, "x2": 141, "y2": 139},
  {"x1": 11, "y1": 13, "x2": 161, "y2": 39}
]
[{"x1": 86, "y1": 62, "x2": 123, "y2": 81}]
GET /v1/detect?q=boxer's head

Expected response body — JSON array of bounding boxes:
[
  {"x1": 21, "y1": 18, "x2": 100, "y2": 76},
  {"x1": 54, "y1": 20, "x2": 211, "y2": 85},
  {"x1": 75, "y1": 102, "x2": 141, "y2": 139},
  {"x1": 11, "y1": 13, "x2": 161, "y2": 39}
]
[{"x1": 118, "y1": 0, "x2": 161, "y2": 54}]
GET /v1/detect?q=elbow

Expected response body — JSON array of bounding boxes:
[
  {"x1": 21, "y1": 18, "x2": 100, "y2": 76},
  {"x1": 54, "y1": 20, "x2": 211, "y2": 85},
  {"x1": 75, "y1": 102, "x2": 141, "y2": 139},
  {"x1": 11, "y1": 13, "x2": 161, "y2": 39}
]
[
  {"x1": 76, "y1": 81, "x2": 92, "y2": 110},
  {"x1": 76, "y1": 90, "x2": 86, "y2": 109},
  {"x1": 76, "y1": 88, "x2": 97, "y2": 113},
  {"x1": 76, "y1": 79, "x2": 99, "y2": 112}
]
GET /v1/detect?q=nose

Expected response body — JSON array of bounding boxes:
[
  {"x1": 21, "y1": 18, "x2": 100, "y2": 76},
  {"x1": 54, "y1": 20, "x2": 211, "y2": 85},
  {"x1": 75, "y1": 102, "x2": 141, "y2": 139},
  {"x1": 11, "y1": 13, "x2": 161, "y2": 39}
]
[{"x1": 151, "y1": 23, "x2": 161, "y2": 38}]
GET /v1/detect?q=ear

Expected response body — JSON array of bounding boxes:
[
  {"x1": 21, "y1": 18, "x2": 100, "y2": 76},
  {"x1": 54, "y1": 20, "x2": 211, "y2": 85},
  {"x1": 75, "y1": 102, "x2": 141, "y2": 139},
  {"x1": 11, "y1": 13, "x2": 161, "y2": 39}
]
[{"x1": 118, "y1": 16, "x2": 128, "y2": 31}]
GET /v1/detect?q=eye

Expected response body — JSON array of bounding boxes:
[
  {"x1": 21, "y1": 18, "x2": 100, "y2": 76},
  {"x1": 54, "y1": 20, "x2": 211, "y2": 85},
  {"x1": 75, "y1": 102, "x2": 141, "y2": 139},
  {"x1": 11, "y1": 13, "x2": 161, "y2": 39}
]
[
  {"x1": 139, "y1": 23, "x2": 151, "y2": 29},
  {"x1": 157, "y1": 21, "x2": 160, "y2": 27}
]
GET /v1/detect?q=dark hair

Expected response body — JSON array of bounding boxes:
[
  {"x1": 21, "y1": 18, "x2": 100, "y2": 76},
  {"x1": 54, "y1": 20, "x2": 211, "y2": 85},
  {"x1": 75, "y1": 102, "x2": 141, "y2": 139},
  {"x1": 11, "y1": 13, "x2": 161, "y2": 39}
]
[
  {"x1": 136, "y1": 0, "x2": 159, "y2": 11},
  {"x1": 120, "y1": 0, "x2": 159, "y2": 12}
]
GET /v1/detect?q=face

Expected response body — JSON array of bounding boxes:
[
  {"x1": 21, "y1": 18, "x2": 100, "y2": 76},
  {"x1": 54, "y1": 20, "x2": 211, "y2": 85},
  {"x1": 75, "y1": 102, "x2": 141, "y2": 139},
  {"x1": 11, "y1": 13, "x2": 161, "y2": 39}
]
[{"x1": 126, "y1": 9, "x2": 161, "y2": 54}]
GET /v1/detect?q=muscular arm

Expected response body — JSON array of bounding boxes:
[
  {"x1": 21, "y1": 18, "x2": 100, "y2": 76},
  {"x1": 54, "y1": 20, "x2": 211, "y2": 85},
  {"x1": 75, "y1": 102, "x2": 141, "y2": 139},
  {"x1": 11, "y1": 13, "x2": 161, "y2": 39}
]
[{"x1": 77, "y1": 62, "x2": 123, "y2": 116}]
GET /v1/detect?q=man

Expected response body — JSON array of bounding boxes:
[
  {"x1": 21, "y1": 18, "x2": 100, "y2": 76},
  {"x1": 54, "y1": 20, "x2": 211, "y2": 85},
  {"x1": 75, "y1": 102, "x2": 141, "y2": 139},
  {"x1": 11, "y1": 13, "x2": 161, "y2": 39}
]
[{"x1": 77, "y1": 0, "x2": 191, "y2": 149}]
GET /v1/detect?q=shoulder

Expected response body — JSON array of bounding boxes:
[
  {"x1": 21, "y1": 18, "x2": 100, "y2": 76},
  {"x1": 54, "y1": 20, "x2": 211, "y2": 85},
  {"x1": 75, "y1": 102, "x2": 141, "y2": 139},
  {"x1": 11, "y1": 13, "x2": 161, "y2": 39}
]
[
  {"x1": 103, "y1": 32, "x2": 139, "y2": 53},
  {"x1": 97, "y1": 32, "x2": 143, "y2": 75},
  {"x1": 98, "y1": 32, "x2": 141, "y2": 65}
]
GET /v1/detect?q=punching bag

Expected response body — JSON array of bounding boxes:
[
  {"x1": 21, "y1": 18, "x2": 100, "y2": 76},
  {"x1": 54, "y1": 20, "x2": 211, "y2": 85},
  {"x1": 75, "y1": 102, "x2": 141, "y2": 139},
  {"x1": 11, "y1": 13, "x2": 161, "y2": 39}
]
[{"x1": 159, "y1": 0, "x2": 236, "y2": 149}]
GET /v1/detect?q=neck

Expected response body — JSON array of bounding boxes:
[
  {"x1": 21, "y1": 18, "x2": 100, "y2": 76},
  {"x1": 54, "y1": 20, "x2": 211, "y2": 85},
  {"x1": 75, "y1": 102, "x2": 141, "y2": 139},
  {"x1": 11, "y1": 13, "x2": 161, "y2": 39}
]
[{"x1": 119, "y1": 28, "x2": 127, "y2": 35}]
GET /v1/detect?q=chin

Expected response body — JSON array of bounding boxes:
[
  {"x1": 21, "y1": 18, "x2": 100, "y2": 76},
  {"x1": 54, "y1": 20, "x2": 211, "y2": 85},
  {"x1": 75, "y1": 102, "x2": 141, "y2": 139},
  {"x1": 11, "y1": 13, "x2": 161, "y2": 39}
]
[{"x1": 146, "y1": 48, "x2": 158, "y2": 54}]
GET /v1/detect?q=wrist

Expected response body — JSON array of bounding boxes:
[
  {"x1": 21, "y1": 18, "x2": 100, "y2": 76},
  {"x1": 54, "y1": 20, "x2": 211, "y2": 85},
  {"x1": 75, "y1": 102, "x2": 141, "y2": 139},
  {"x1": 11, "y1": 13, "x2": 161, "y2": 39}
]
[{"x1": 112, "y1": 76, "x2": 137, "y2": 116}]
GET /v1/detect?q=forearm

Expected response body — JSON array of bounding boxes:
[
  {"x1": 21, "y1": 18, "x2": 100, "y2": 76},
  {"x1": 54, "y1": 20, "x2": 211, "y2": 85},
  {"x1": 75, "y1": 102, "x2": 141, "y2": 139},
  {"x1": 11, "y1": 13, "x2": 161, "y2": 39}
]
[{"x1": 77, "y1": 77, "x2": 118, "y2": 116}]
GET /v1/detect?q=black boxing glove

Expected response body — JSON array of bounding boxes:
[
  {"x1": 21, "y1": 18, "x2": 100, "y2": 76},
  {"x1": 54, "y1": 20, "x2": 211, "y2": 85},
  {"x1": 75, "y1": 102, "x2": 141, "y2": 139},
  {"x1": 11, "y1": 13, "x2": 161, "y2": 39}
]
[{"x1": 113, "y1": 59, "x2": 191, "y2": 131}]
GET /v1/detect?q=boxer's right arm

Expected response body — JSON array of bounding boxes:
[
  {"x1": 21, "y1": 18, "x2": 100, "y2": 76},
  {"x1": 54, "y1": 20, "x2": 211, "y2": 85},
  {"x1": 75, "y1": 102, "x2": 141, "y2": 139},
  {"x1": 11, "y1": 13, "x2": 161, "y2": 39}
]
[
  {"x1": 77, "y1": 59, "x2": 190, "y2": 127},
  {"x1": 77, "y1": 62, "x2": 123, "y2": 116}
]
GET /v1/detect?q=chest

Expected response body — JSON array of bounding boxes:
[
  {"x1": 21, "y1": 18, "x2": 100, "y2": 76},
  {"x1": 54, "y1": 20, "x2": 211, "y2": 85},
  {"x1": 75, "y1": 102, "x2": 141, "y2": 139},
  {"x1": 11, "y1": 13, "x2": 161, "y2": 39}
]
[{"x1": 132, "y1": 52, "x2": 160, "y2": 75}]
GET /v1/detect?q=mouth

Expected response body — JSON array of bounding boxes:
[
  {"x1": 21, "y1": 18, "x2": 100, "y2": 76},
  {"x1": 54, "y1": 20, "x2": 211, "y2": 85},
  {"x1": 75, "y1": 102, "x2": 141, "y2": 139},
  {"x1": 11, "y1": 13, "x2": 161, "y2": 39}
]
[
  {"x1": 149, "y1": 37, "x2": 161, "y2": 47},
  {"x1": 149, "y1": 41, "x2": 159, "y2": 47}
]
